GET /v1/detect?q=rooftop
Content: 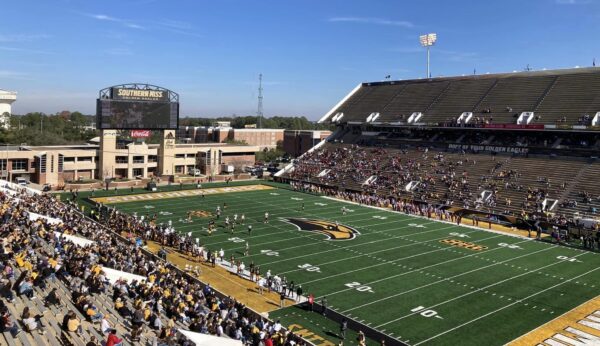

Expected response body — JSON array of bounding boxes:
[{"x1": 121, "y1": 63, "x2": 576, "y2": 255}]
[{"x1": 366, "y1": 66, "x2": 600, "y2": 86}]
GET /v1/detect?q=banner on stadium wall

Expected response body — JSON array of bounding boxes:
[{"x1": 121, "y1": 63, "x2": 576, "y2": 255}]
[
  {"x1": 178, "y1": 329, "x2": 242, "y2": 346},
  {"x1": 131, "y1": 130, "x2": 151, "y2": 138},
  {"x1": 556, "y1": 124, "x2": 573, "y2": 130},
  {"x1": 53, "y1": 232, "x2": 95, "y2": 247},
  {"x1": 448, "y1": 143, "x2": 529, "y2": 154},
  {"x1": 483, "y1": 124, "x2": 544, "y2": 130}
]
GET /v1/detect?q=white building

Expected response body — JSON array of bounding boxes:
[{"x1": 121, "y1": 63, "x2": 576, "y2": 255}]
[{"x1": 0, "y1": 89, "x2": 17, "y2": 129}]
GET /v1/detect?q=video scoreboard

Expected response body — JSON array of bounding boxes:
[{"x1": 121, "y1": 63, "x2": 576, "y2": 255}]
[{"x1": 96, "y1": 85, "x2": 179, "y2": 130}]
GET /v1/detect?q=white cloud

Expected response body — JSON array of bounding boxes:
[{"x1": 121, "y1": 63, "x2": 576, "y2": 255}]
[
  {"x1": 154, "y1": 19, "x2": 202, "y2": 37},
  {"x1": 328, "y1": 17, "x2": 414, "y2": 28},
  {"x1": 104, "y1": 48, "x2": 134, "y2": 56},
  {"x1": 92, "y1": 14, "x2": 117, "y2": 21},
  {"x1": 0, "y1": 34, "x2": 50, "y2": 43},
  {"x1": 126, "y1": 23, "x2": 145, "y2": 30},
  {"x1": 555, "y1": 0, "x2": 592, "y2": 4},
  {"x1": 157, "y1": 19, "x2": 193, "y2": 30},
  {"x1": 0, "y1": 70, "x2": 33, "y2": 80},
  {"x1": 84, "y1": 13, "x2": 202, "y2": 36},
  {"x1": 85, "y1": 13, "x2": 145, "y2": 30},
  {"x1": 0, "y1": 46, "x2": 53, "y2": 55}
]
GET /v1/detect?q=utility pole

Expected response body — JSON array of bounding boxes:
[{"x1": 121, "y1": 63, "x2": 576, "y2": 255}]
[{"x1": 257, "y1": 74, "x2": 263, "y2": 129}]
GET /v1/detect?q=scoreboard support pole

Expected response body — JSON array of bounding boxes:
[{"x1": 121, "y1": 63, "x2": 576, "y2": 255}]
[
  {"x1": 99, "y1": 129, "x2": 117, "y2": 182},
  {"x1": 159, "y1": 129, "x2": 177, "y2": 182}
]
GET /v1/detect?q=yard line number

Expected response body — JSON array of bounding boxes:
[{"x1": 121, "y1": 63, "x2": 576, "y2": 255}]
[
  {"x1": 345, "y1": 282, "x2": 374, "y2": 293},
  {"x1": 557, "y1": 255, "x2": 582, "y2": 263},
  {"x1": 498, "y1": 242, "x2": 522, "y2": 249},
  {"x1": 298, "y1": 263, "x2": 321, "y2": 273},
  {"x1": 411, "y1": 306, "x2": 443, "y2": 319}
]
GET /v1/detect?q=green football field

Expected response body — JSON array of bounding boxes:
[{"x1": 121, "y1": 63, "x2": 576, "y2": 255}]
[{"x1": 93, "y1": 184, "x2": 600, "y2": 346}]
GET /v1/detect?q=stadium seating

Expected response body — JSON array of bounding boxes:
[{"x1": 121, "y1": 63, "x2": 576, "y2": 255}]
[
  {"x1": 285, "y1": 142, "x2": 599, "y2": 222},
  {"x1": 534, "y1": 73, "x2": 600, "y2": 125},
  {"x1": 425, "y1": 78, "x2": 497, "y2": 124},
  {"x1": 324, "y1": 67, "x2": 600, "y2": 126},
  {"x1": 475, "y1": 75, "x2": 556, "y2": 124},
  {"x1": 379, "y1": 81, "x2": 449, "y2": 122},
  {"x1": 0, "y1": 187, "x2": 309, "y2": 346}
]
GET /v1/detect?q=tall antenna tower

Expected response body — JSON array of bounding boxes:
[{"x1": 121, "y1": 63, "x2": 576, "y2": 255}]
[{"x1": 257, "y1": 73, "x2": 263, "y2": 129}]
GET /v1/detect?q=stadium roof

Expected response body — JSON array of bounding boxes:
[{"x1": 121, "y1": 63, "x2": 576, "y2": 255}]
[{"x1": 366, "y1": 66, "x2": 600, "y2": 86}]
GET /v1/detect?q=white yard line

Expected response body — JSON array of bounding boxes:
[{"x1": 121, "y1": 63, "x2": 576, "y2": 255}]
[
  {"x1": 126, "y1": 189, "x2": 417, "y2": 237},
  {"x1": 301, "y1": 232, "x2": 503, "y2": 285},
  {"x1": 231, "y1": 220, "x2": 449, "y2": 256},
  {"x1": 321, "y1": 195, "x2": 536, "y2": 241},
  {"x1": 259, "y1": 224, "x2": 458, "y2": 266},
  {"x1": 327, "y1": 237, "x2": 541, "y2": 304},
  {"x1": 375, "y1": 251, "x2": 589, "y2": 328},
  {"x1": 216, "y1": 216, "x2": 415, "y2": 246},
  {"x1": 413, "y1": 265, "x2": 600, "y2": 345},
  {"x1": 115, "y1": 187, "x2": 363, "y2": 219}
]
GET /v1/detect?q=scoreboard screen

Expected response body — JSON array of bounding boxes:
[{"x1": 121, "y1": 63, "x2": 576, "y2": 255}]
[{"x1": 97, "y1": 99, "x2": 178, "y2": 129}]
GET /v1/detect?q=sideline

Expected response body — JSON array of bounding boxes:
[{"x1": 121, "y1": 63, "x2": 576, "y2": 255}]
[{"x1": 321, "y1": 196, "x2": 539, "y2": 241}]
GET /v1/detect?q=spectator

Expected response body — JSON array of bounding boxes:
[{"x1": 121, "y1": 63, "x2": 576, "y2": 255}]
[
  {"x1": 86, "y1": 336, "x2": 100, "y2": 346},
  {"x1": 44, "y1": 287, "x2": 60, "y2": 307},
  {"x1": 101, "y1": 314, "x2": 112, "y2": 334},
  {"x1": 0, "y1": 308, "x2": 21, "y2": 337},
  {"x1": 22, "y1": 309, "x2": 45, "y2": 334},
  {"x1": 106, "y1": 329, "x2": 123, "y2": 346}
]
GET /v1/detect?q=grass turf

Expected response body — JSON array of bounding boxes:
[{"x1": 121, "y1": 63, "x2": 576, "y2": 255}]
[{"x1": 93, "y1": 185, "x2": 600, "y2": 346}]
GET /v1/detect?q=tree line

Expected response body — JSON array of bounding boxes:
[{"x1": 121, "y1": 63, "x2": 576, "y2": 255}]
[
  {"x1": 0, "y1": 112, "x2": 331, "y2": 146},
  {"x1": 180, "y1": 115, "x2": 332, "y2": 130},
  {"x1": 0, "y1": 112, "x2": 97, "y2": 146}
]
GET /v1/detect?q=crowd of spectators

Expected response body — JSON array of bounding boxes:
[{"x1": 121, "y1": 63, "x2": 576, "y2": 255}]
[
  {"x1": 0, "y1": 185, "x2": 309, "y2": 345},
  {"x1": 285, "y1": 143, "x2": 600, "y2": 234}
]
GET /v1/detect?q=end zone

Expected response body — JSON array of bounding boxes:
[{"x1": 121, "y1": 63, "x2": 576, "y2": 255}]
[
  {"x1": 507, "y1": 295, "x2": 600, "y2": 345},
  {"x1": 91, "y1": 184, "x2": 274, "y2": 204}
]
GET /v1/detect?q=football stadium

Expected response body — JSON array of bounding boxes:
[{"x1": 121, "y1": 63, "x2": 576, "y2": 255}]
[{"x1": 2, "y1": 1, "x2": 600, "y2": 346}]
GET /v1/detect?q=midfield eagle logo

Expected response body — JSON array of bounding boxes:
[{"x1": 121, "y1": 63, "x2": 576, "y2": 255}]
[
  {"x1": 190, "y1": 210, "x2": 213, "y2": 218},
  {"x1": 281, "y1": 218, "x2": 359, "y2": 241}
]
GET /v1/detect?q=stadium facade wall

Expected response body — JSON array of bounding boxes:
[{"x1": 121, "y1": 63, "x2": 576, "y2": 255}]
[{"x1": 0, "y1": 141, "x2": 258, "y2": 187}]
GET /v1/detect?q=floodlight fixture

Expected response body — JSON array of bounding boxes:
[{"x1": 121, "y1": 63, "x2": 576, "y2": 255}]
[{"x1": 419, "y1": 33, "x2": 437, "y2": 78}]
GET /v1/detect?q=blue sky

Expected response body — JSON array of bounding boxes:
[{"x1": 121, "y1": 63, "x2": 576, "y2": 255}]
[{"x1": 1, "y1": 0, "x2": 599, "y2": 119}]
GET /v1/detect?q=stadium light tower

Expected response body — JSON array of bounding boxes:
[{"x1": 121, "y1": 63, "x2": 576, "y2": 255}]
[{"x1": 420, "y1": 33, "x2": 437, "y2": 78}]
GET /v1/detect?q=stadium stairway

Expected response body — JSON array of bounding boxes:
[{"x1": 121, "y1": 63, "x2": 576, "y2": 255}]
[
  {"x1": 561, "y1": 162, "x2": 600, "y2": 218},
  {"x1": 380, "y1": 81, "x2": 449, "y2": 123},
  {"x1": 535, "y1": 73, "x2": 600, "y2": 125},
  {"x1": 424, "y1": 78, "x2": 497, "y2": 124},
  {"x1": 476, "y1": 75, "x2": 556, "y2": 124}
]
